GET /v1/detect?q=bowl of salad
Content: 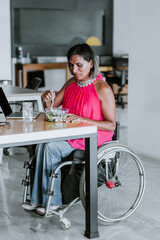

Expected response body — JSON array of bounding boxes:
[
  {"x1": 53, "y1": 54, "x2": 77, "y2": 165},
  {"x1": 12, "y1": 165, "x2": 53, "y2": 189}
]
[{"x1": 45, "y1": 107, "x2": 69, "y2": 122}]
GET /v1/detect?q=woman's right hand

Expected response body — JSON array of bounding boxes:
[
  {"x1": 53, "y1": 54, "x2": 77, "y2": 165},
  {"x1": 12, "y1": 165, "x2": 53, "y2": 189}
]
[
  {"x1": 41, "y1": 90, "x2": 55, "y2": 108},
  {"x1": 42, "y1": 90, "x2": 55, "y2": 103}
]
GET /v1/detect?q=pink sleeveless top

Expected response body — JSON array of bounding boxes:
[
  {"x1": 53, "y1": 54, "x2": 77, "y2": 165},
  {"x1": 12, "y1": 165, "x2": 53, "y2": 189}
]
[{"x1": 62, "y1": 73, "x2": 114, "y2": 150}]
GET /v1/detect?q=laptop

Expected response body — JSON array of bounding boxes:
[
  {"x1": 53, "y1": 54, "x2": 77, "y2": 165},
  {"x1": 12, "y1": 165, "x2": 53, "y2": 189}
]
[{"x1": 0, "y1": 87, "x2": 40, "y2": 119}]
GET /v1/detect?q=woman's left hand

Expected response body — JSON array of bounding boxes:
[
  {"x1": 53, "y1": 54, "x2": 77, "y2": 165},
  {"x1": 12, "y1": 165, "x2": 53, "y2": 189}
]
[{"x1": 65, "y1": 113, "x2": 84, "y2": 123}]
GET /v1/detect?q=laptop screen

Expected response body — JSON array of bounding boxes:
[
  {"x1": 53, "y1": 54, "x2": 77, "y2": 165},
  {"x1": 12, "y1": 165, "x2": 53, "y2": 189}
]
[{"x1": 0, "y1": 87, "x2": 13, "y2": 117}]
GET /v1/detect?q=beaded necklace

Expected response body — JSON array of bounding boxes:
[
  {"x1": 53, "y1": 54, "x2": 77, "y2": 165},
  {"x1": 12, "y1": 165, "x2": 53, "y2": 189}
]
[{"x1": 77, "y1": 78, "x2": 96, "y2": 87}]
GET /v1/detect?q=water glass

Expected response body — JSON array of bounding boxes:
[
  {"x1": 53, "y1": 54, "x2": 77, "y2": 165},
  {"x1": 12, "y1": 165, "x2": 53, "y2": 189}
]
[{"x1": 22, "y1": 102, "x2": 33, "y2": 122}]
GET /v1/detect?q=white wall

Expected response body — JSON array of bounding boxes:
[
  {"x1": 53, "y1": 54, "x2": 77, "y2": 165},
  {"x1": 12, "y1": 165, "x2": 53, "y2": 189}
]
[
  {"x1": 113, "y1": 0, "x2": 129, "y2": 55},
  {"x1": 0, "y1": 0, "x2": 11, "y2": 80},
  {"x1": 127, "y1": 0, "x2": 160, "y2": 159},
  {"x1": 114, "y1": 0, "x2": 160, "y2": 159}
]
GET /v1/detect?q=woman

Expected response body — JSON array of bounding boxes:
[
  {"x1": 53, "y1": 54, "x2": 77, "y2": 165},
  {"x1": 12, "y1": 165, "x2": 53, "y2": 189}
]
[{"x1": 22, "y1": 43, "x2": 116, "y2": 215}]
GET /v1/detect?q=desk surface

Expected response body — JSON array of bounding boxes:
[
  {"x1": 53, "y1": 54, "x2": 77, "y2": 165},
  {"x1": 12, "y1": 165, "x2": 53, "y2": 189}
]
[
  {"x1": 0, "y1": 84, "x2": 44, "y2": 112},
  {"x1": 99, "y1": 66, "x2": 113, "y2": 72},
  {"x1": 116, "y1": 66, "x2": 128, "y2": 71},
  {"x1": 0, "y1": 113, "x2": 97, "y2": 148},
  {"x1": 0, "y1": 84, "x2": 43, "y2": 97},
  {"x1": 0, "y1": 113, "x2": 98, "y2": 238}
]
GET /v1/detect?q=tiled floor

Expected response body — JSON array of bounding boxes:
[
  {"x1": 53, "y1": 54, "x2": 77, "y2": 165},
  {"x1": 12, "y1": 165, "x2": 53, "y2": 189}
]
[{"x1": 0, "y1": 107, "x2": 160, "y2": 240}]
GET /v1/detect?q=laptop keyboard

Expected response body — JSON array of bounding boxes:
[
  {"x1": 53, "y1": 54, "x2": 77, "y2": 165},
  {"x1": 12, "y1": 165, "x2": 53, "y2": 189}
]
[
  {"x1": 9, "y1": 111, "x2": 40, "y2": 118},
  {"x1": 10, "y1": 112, "x2": 23, "y2": 117}
]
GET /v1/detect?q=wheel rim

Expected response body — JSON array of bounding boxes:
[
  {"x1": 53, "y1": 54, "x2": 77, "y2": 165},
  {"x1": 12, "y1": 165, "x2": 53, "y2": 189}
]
[
  {"x1": 97, "y1": 146, "x2": 145, "y2": 222},
  {"x1": 80, "y1": 143, "x2": 145, "y2": 223}
]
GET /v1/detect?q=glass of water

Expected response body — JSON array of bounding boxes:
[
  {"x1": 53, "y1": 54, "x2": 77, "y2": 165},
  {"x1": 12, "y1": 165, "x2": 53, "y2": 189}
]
[{"x1": 22, "y1": 102, "x2": 33, "y2": 122}]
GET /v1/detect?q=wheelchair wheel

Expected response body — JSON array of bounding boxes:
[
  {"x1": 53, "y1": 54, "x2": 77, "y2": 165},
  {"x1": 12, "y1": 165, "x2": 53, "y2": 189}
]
[{"x1": 79, "y1": 143, "x2": 146, "y2": 224}]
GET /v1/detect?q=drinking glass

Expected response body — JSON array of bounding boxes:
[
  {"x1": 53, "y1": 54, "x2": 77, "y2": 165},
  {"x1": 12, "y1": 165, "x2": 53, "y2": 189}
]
[{"x1": 22, "y1": 102, "x2": 33, "y2": 122}]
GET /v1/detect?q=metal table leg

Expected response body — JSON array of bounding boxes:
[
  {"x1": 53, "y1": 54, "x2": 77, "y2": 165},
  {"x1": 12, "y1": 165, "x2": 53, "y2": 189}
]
[{"x1": 84, "y1": 134, "x2": 99, "y2": 239}]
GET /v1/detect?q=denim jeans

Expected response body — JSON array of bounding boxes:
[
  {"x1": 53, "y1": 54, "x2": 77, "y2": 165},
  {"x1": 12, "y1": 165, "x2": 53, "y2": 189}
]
[{"x1": 30, "y1": 141, "x2": 76, "y2": 207}]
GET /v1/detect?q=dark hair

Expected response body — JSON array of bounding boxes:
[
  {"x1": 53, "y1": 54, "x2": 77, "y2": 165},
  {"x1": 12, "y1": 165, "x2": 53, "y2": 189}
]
[{"x1": 67, "y1": 43, "x2": 99, "y2": 78}]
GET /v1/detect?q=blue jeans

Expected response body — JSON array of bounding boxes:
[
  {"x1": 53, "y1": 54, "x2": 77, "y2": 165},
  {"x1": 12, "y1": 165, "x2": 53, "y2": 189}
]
[{"x1": 30, "y1": 141, "x2": 76, "y2": 207}]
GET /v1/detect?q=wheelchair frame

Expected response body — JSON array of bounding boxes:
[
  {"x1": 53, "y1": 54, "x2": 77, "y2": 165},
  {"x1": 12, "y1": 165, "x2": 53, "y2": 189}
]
[{"x1": 22, "y1": 122, "x2": 146, "y2": 229}]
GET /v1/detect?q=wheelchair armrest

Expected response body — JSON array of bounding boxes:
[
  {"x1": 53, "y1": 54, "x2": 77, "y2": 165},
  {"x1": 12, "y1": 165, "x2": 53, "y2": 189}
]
[{"x1": 112, "y1": 121, "x2": 120, "y2": 141}]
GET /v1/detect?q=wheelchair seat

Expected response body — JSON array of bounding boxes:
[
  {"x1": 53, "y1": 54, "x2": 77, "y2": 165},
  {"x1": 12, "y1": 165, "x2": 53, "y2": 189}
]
[
  {"x1": 62, "y1": 148, "x2": 85, "y2": 162},
  {"x1": 62, "y1": 121, "x2": 120, "y2": 163}
]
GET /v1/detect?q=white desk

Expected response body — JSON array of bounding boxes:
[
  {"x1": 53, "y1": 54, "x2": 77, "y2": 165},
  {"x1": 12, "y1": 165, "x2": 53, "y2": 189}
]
[
  {"x1": 0, "y1": 84, "x2": 44, "y2": 164},
  {"x1": 0, "y1": 113, "x2": 99, "y2": 238},
  {"x1": 0, "y1": 84, "x2": 43, "y2": 112}
]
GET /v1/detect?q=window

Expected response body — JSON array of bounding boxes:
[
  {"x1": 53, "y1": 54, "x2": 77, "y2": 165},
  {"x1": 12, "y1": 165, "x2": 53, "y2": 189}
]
[{"x1": 11, "y1": 0, "x2": 113, "y2": 57}]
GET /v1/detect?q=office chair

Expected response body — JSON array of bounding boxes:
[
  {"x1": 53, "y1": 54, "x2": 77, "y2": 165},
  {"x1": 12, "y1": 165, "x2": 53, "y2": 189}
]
[
  {"x1": 105, "y1": 56, "x2": 128, "y2": 109},
  {"x1": 3, "y1": 77, "x2": 42, "y2": 156},
  {"x1": 25, "y1": 77, "x2": 42, "y2": 90}
]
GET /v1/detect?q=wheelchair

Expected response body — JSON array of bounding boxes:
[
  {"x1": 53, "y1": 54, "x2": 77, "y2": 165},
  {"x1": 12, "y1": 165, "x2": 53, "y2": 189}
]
[{"x1": 22, "y1": 122, "x2": 146, "y2": 229}]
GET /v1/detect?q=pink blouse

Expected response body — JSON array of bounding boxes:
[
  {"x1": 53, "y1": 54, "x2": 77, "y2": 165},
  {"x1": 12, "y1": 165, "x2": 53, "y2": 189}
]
[{"x1": 62, "y1": 73, "x2": 114, "y2": 150}]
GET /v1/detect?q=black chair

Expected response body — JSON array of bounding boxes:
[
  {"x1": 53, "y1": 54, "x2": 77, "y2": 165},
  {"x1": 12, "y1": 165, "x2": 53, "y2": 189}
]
[
  {"x1": 25, "y1": 77, "x2": 42, "y2": 90},
  {"x1": 105, "y1": 56, "x2": 128, "y2": 109}
]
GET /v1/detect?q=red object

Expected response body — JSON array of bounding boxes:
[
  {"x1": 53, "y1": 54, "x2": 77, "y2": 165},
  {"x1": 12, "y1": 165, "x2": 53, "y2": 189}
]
[{"x1": 106, "y1": 181, "x2": 115, "y2": 189}]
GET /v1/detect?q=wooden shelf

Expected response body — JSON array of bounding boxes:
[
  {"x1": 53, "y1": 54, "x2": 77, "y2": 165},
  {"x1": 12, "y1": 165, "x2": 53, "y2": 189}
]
[{"x1": 15, "y1": 62, "x2": 70, "y2": 88}]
